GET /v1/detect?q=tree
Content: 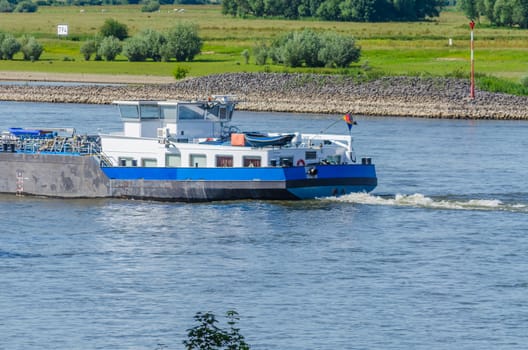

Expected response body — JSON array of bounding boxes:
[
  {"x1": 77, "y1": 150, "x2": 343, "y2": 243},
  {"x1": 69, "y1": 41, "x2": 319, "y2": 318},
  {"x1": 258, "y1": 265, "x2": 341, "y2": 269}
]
[
  {"x1": 97, "y1": 35, "x2": 122, "y2": 61},
  {"x1": 122, "y1": 36, "x2": 148, "y2": 61},
  {"x1": 0, "y1": 34, "x2": 21, "y2": 60},
  {"x1": 317, "y1": 32, "x2": 361, "y2": 68},
  {"x1": 80, "y1": 39, "x2": 98, "y2": 61},
  {"x1": 512, "y1": 0, "x2": 528, "y2": 28},
  {"x1": 162, "y1": 23, "x2": 202, "y2": 62},
  {"x1": 99, "y1": 18, "x2": 128, "y2": 41},
  {"x1": 14, "y1": 0, "x2": 38, "y2": 12},
  {"x1": 141, "y1": 0, "x2": 160, "y2": 12},
  {"x1": 0, "y1": 0, "x2": 14, "y2": 12},
  {"x1": 20, "y1": 36, "x2": 43, "y2": 61},
  {"x1": 253, "y1": 41, "x2": 268, "y2": 65},
  {"x1": 141, "y1": 29, "x2": 166, "y2": 61}
]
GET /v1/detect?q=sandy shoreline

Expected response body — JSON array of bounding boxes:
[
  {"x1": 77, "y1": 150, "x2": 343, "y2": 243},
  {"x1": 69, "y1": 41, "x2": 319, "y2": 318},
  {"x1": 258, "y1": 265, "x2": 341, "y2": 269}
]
[
  {"x1": 0, "y1": 71, "x2": 175, "y2": 84},
  {"x1": 1, "y1": 71, "x2": 528, "y2": 119}
]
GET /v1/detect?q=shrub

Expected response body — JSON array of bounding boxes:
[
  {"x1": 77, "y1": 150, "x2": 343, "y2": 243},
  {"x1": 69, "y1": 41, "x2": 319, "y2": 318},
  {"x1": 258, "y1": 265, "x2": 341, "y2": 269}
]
[
  {"x1": 0, "y1": 34, "x2": 21, "y2": 59},
  {"x1": 14, "y1": 0, "x2": 38, "y2": 12},
  {"x1": 183, "y1": 311, "x2": 250, "y2": 350},
  {"x1": 253, "y1": 41, "x2": 268, "y2": 65},
  {"x1": 140, "y1": 29, "x2": 165, "y2": 61},
  {"x1": 521, "y1": 76, "x2": 528, "y2": 88},
  {"x1": 0, "y1": 0, "x2": 13, "y2": 12},
  {"x1": 241, "y1": 49, "x2": 249, "y2": 64},
  {"x1": 97, "y1": 36, "x2": 122, "y2": 61},
  {"x1": 141, "y1": 0, "x2": 160, "y2": 12},
  {"x1": 269, "y1": 29, "x2": 361, "y2": 68},
  {"x1": 173, "y1": 65, "x2": 189, "y2": 79},
  {"x1": 317, "y1": 32, "x2": 361, "y2": 68},
  {"x1": 122, "y1": 36, "x2": 148, "y2": 61},
  {"x1": 20, "y1": 36, "x2": 43, "y2": 61},
  {"x1": 80, "y1": 39, "x2": 98, "y2": 61},
  {"x1": 162, "y1": 23, "x2": 202, "y2": 62},
  {"x1": 99, "y1": 18, "x2": 128, "y2": 41}
]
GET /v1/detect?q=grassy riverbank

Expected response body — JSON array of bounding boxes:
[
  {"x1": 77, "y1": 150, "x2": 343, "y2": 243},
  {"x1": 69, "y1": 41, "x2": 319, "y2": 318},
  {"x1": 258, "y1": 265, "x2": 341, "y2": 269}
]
[{"x1": 0, "y1": 5, "x2": 527, "y2": 85}]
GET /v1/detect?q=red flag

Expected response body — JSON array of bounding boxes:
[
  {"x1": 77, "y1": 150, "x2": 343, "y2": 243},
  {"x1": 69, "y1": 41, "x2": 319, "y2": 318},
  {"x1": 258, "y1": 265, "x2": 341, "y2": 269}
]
[{"x1": 343, "y1": 113, "x2": 356, "y2": 130}]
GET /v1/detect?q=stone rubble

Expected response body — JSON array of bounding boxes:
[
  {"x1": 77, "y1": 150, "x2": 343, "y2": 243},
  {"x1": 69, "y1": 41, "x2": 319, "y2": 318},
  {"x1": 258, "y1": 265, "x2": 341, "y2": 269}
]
[{"x1": 1, "y1": 73, "x2": 527, "y2": 119}]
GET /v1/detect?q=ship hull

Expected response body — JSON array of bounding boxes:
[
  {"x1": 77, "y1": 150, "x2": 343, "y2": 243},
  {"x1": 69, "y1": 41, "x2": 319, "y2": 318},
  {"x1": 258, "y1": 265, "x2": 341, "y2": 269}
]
[{"x1": 0, "y1": 153, "x2": 376, "y2": 201}]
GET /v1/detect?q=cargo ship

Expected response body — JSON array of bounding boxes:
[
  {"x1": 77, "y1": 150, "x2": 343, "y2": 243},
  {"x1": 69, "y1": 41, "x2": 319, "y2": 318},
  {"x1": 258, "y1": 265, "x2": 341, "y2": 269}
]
[{"x1": 0, "y1": 96, "x2": 377, "y2": 201}]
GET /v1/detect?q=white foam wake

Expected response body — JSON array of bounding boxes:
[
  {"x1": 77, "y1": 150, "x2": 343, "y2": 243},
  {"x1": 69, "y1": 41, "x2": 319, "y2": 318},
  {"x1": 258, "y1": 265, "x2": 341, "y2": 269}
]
[{"x1": 326, "y1": 192, "x2": 528, "y2": 212}]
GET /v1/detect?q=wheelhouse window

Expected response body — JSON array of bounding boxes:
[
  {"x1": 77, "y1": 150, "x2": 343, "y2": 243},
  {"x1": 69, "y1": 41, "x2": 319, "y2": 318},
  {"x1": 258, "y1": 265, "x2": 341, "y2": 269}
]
[
  {"x1": 118, "y1": 105, "x2": 139, "y2": 120},
  {"x1": 216, "y1": 155, "x2": 233, "y2": 167},
  {"x1": 139, "y1": 104, "x2": 160, "y2": 119},
  {"x1": 178, "y1": 105, "x2": 204, "y2": 120},
  {"x1": 190, "y1": 154, "x2": 207, "y2": 167},
  {"x1": 166, "y1": 153, "x2": 181, "y2": 167},
  {"x1": 160, "y1": 105, "x2": 177, "y2": 121},
  {"x1": 243, "y1": 156, "x2": 261, "y2": 167}
]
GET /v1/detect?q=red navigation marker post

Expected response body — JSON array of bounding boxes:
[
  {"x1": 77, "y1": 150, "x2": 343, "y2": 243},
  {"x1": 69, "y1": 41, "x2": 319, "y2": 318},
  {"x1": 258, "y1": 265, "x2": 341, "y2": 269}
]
[{"x1": 469, "y1": 20, "x2": 475, "y2": 99}]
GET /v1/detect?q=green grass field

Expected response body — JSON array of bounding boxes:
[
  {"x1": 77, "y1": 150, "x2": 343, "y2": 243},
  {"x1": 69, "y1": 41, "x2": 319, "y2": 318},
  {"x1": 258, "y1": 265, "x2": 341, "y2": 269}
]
[{"x1": 0, "y1": 5, "x2": 527, "y2": 83}]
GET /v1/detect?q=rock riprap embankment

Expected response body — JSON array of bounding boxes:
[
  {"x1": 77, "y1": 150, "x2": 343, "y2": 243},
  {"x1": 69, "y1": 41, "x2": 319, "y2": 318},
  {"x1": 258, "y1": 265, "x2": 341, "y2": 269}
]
[{"x1": 1, "y1": 73, "x2": 527, "y2": 119}]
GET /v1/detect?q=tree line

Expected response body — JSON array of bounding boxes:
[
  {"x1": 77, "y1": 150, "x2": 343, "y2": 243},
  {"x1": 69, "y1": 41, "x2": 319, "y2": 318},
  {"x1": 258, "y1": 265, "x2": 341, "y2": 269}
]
[
  {"x1": 222, "y1": 0, "x2": 444, "y2": 21},
  {"x1": 0, "y1": 0, "x2": 211, "y2": 10},
  {"x1": 80, "y1": 18, "x2": 202, "y2": 61},
  {"x1": 459, "y1": 0, "x2": 528, "y2": 28}
]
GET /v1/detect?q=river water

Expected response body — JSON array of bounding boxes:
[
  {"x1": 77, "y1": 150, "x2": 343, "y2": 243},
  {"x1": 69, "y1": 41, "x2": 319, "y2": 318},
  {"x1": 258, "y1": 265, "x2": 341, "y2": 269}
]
[{"x1": 1, "y1": 101, "x2": 527, "y2": 349}]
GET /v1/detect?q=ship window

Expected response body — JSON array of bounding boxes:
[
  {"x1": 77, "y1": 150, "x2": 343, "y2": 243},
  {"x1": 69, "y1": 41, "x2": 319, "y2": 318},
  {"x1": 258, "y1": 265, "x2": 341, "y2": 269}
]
[
  {"x1": 119, "y1": 157, "x2": 136, "y2": 167},
  {"x1": 160, "y1": 105, "x2": 177, "y2": 120},
  {"x1": 142, "y1": 158, "x2": 157, "y2": 167},
  {"x1": 219, "y1": 107, "x2": 227, "y2": 120},
  {"x1": 139, "y1": 105, "x2": 160, "y2": 119},
  {"x1": 190, "y1": 154, "x2": 207, "y2": 167},
  {"x1": 216, "y1": 155, "x2": 233, "y2": 167},
  {"x1": 166, "y1": 153, "x2": 181, "y2": 167},
  {"x1": 325, "y1": 155, "x2": 341, "y2": 164},
  {"x1": 178, "y1": 105, "x2": 204, "y2": 120},
  {"x1": 243, "y1": 156, "x2": 261, "y2": 167},
  {"x1": 279, "y1": 157, "x2": 293, "y2": 167},
  {"x1": 305, "y1": 151, "x2": 317, "y2": 160},
  {"x1": 119, "y1": 105, "x2": 139, "y2": 119}
]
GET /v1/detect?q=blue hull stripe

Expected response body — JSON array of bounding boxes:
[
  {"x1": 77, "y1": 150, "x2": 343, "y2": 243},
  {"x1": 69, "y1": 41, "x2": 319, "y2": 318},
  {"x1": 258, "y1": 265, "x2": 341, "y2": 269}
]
[{"x1": 101, "y1": 164, "x2": 376, "y2": 182}]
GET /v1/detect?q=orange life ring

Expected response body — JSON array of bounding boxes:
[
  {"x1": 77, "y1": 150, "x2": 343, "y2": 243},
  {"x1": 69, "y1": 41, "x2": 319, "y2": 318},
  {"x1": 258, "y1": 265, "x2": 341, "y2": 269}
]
[{"x1": 296, "y1": 159, "x2": 306, "y2": 167}]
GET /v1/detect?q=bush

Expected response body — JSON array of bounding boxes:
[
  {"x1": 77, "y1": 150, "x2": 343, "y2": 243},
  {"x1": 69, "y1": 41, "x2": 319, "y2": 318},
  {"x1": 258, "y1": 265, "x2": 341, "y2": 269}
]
[
  {"x1": 141, "y1": 0, "x2": 160, "y2": 12},
  {"x1": 14, "y1": 0, "x2": 38, "y2": 12},
  {"x1": 162, "y1": 23, "x2": 202, "y2": 62},
  {"x1": 99, "y1": 18, "x2": 128, "y2": 41},
  {"x1": 173, "y1": 65, "x2": 189, "y2": 79},
  {"x1": 122, "y1": 29, "x2": 166, "y2": 62},
  {"x1": 269, "y1": 29, "x2": 361, "y2": 68},
  {"x1": 20, "y1": 36, "x2": 43, "y2": 61},
  {"x1": 241, "y1": 49, "x2": 249, "y2": 64},
  {"x1": 140, "y1": 29, "x2": 166, "y2": 61},
  {"x1": 183, "y1": 311, "x2": 250, "y2": 350},
  {"x1": 317, "y1": 32, "x2": 361, "y2": 68},
  {"x1": 0, "y1": 34, "x2": 21, "y2": 59},
  {"x1": 253, "y1": 41, "x2": 268, "y2": 65},
  {"x1": 122, "y1": 36, "x2": 148, "y2": 61},
  {"x1": 80, "y1": 39, "x2": 98, "y2": 61},
  {"x1": 0, "y1": 0, "x2": 13, "y2": 12},
  {"x1": 521, "y1": 76, "x2": 528, "y2": 88},
  {"x1": 97, "y1": 36, "x2": 122, "y2": 61}
]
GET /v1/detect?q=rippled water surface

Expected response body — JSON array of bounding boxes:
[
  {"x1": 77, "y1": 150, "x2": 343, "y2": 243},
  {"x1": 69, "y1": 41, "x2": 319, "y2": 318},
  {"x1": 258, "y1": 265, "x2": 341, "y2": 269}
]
[{"x1": 1, "y1": 101, "x2": 527, "y2": 349}]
